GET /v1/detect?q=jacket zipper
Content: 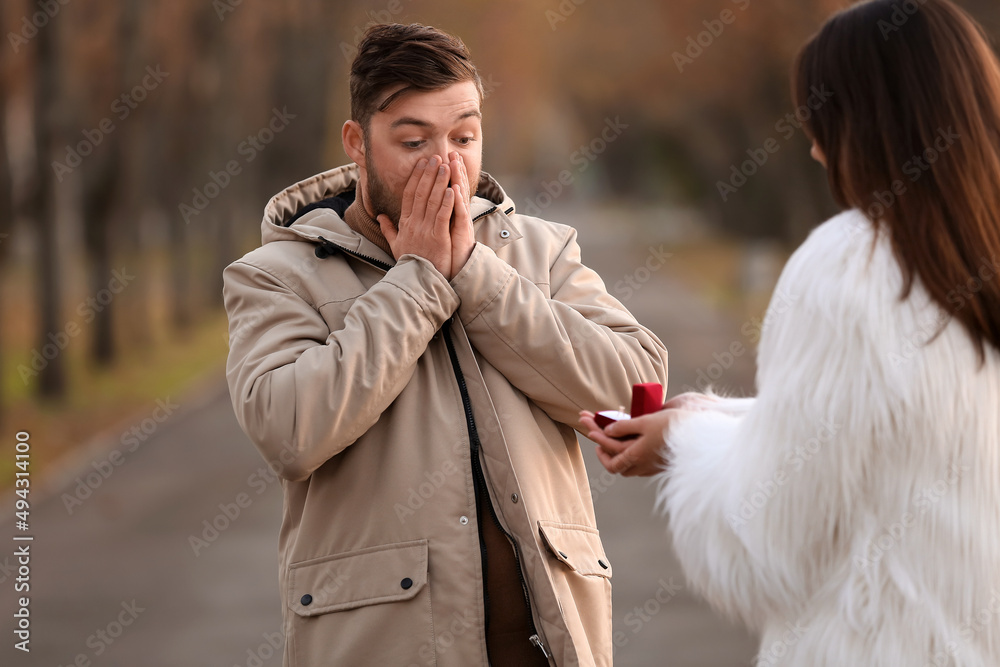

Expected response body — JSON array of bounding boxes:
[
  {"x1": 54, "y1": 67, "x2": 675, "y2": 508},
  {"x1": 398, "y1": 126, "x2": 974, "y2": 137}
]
[
  {"x1": 443, "y1": 319, "x2": 549, "y2": 662},
  {"x1": 315, "y1": 236, "x2": 394, "y2": 271},
  {"x1": 315, "y1": 235, "x2": 550, "y2": 661}
]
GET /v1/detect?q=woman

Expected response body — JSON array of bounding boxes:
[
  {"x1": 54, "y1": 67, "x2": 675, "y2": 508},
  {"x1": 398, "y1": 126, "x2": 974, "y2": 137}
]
[{"x1": 581, "y1": 1, "x2": 1000, "y2": 664}]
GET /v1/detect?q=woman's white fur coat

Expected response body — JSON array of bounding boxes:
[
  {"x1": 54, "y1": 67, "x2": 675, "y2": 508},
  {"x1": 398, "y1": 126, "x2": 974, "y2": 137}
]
[{"x1": 659, "y1": 210, "x2": 1000, "y2": 666}]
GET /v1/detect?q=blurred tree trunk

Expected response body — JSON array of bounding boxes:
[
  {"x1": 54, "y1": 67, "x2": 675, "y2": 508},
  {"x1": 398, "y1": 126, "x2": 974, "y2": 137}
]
[
  {"x1": 145, "y1": 100, "x2": 194, "y2": 335},
  {"x1": 167, "y1": 195, "x2": 192, "y2": 332},
  {"x1": 79, "y1": 0, "x2": 139, "y2": 366},
  {"x1": 81, "y1": 148, "x2": 118, "y2": 365},
  {"x1": 164, "y1": 2, "x2": 223, "y2": 333},
  {"x1": 206, "y1": 5, "x2": 234, "y2": 310},
  {"x1": 262, "y1": 2, "x2": 332, "y2": 196},
  {"x1": 0, "y1": 9, "x2": 12, "y2": 422},
  {"x1": 117, "y1": 0, "x2": 151, "y2": 348},
  {"x1": 33, "y1": 2, "x2": 65, "y2": 399}
]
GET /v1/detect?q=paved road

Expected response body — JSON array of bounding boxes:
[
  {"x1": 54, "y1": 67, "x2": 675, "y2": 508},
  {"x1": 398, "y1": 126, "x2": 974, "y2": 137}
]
[
  {"x1": 571, "y1": 205, "x2": 760, "y2": 666},
  {"x1": 1, "y1": 204, "x2": 761, "y2": 666}
]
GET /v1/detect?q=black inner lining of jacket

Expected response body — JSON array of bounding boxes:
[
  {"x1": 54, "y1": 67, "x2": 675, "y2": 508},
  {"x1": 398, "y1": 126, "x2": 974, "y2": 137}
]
[{"x1": 284, "y1": 189, "x2": 356, "y2": 227}]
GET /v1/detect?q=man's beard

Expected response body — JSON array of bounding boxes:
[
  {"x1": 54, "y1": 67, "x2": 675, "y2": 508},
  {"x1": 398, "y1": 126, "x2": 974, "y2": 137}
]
[
  {"x1": 365, "y1": 153, "x2": 402, "y2": 228},
  {"x1": 364, "y1": 147, "x2": 479, "y2": 229}
]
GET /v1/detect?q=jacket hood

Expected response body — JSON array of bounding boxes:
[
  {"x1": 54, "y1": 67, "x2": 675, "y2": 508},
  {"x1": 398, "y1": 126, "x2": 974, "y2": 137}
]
[{"x1": 259, "y1": 163, "x2": 517, "y2": 250}]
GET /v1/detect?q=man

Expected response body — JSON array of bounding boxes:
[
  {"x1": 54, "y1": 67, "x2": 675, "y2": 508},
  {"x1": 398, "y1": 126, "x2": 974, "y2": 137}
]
[{"x1": 223, "y1": 23, "x2": 667, "y2": 667}]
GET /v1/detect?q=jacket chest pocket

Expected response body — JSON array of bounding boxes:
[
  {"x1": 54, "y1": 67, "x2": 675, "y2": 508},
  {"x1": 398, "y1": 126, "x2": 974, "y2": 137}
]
[{"x1": 286, "y1": 540, "x2": 436, "y2": 666}]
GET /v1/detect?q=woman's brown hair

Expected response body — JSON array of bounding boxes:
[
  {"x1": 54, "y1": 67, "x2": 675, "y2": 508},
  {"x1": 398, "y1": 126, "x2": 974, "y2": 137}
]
[{"x1": 794, "y1": 0, "x2": 1000, "y2": 361}]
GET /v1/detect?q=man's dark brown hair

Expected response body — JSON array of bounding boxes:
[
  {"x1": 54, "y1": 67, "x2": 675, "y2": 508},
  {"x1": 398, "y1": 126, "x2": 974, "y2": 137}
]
[{"x1": 350, "y1": 23, "x2": 484, "y2": 130}]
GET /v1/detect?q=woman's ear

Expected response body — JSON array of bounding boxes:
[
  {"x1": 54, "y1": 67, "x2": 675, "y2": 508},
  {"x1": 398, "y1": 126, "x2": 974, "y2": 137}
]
[
  {"x1": 810, "y1": 141, "x2": 828, "y2": 168},
  {"x1": 342, "y1": 120, "x2": 366, "y2": 168}
]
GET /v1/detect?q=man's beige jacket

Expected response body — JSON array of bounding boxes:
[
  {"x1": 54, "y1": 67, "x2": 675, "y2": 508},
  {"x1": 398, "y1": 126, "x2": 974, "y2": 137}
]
[{"x1": 223, "y1": 164, "x2": 668, "y2": 666}]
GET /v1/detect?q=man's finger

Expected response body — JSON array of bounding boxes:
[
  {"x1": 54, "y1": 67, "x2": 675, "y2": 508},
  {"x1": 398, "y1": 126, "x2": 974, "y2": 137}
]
[
  {"x1": 399, "y1": 158, "x2": 427, "y2": 223},
  {"x1": 427, "y1": 163, "x2": 452, "y2": 231},
  {"x1": 411, "y1": 155, "x2": 441, "y2": 220},
  {"x1": 452, "y1": 152, "x2": 471, "y2": 199},
  {"x1": 451, "y1": 184, "x2": 472, "y2": 233},
  {"x1": 460, "y1": 155, "x2": 471, "y2": 198},
  {"x1": 448, "y1": 152, "x2": 465, "y2": 198},
  {"x1": 377, "y1": 214, "x2": 398, "y2": 250},
  {"x1": 434, "y1": 186, "x2": 455, "y2": 231}
]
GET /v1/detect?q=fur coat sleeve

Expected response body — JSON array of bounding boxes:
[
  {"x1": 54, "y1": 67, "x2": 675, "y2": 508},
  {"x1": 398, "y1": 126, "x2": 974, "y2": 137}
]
[{"x1": 657, "y1": 209, "x2": 1000, "y2": 666}]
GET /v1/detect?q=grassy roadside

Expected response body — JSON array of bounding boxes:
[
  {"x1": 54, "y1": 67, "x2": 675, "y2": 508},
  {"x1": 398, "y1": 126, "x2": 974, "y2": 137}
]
[{"x1": 0, "y1": 310, "x2": 230, "y2": 487}]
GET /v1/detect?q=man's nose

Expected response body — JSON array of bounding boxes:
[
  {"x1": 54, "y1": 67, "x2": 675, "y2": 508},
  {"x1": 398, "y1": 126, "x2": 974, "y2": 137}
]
[{"x1": 425, "y1": 139, "x2": 451, "y2": 164}]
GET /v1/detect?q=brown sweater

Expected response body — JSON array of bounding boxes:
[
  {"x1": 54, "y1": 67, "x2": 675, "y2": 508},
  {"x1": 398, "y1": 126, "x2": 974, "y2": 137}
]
[{"x1": 342, "y1": 188, "x2": 393, "y2": 257}]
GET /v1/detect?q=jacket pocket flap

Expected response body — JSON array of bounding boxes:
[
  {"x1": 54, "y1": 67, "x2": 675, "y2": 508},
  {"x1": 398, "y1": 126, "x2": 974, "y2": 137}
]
[
  {"x1": 538, "y1": 520, "x2": 612, "y2": 578},
  {"x1": 288, "y1": 539, "x2": 428, "y2": 617}
]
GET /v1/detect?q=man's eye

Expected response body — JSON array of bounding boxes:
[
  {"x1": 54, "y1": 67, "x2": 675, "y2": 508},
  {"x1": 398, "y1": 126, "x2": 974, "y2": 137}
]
[
  {"x1": 454, "y1": 137, "x2": 475, "y2": 146},
  {"x1": 402, "y1": 141, "x2": 424, "y2": 149}
]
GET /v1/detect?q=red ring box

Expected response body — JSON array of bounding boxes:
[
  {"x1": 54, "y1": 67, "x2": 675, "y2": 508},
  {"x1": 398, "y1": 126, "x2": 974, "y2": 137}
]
[{"x1": 594, "y1": 383, "x2": 663, "y2": 430}]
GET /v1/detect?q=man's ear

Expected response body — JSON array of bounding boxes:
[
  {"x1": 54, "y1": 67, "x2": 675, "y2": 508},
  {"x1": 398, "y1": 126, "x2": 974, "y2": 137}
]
[{"x1": 342, "y1": 120, "x2": 366, "y2": 168}]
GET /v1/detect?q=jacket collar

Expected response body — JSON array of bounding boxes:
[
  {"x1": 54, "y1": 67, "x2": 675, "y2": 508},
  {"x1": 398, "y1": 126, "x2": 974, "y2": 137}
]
[{"x1": 260, "y1": 164, "x2": 522, "y2": 257}]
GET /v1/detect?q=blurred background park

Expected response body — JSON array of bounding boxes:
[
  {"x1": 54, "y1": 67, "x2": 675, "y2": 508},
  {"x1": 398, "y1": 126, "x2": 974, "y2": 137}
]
[{"x1": 0, "y1": 0, "x2": 998, "y2": 665}]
